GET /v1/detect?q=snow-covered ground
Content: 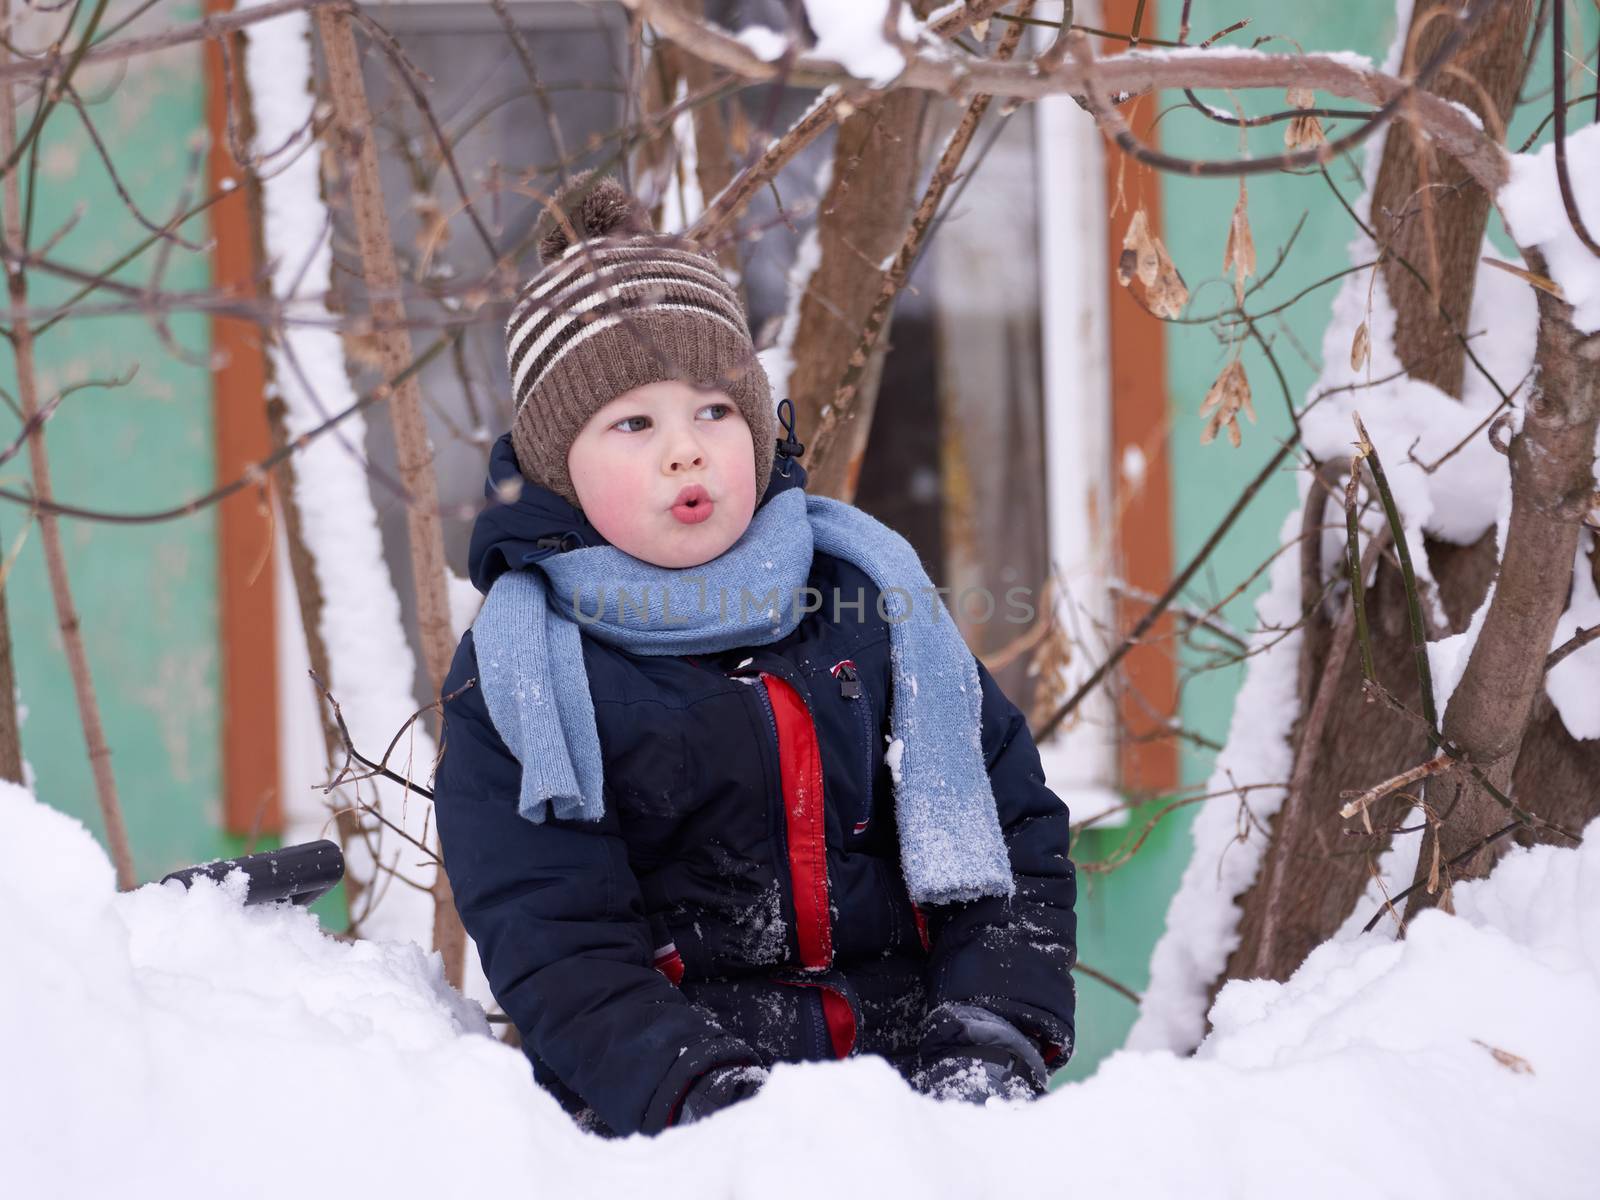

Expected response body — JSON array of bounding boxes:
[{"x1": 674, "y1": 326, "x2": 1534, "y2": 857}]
[{"x1": 4, "y1": 781, "x2": 1597, "y2": 1199}]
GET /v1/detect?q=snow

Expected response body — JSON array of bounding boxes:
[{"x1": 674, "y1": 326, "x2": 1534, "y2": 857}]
[
  {"x1": 1298, "y1": 240, "x2": 1534, "y2": 553},
  {"x1": 659, "y1": 78, "x2": 704, "y2": 234},
  {"x1": 1446, "y1": 97, "x2": 1484, "y2": 131},
  {"x1": 1428, "y1": 580, "x2": 1494, "y2": 720},
  {"x1": 1380, "y1": 1, "x2": 1416, "y2": 76},
  {"x1": 8, "y1": 782, "x2": 1600, "y2": 1198},
  {"x1": 736, "y1": 25, "x2": 790, "y2": 62},
  {"x1": 801, "y1": 0, "x2": 916, "y2": 86},
  {"x1": 1546, "y1": 536, "x2": 1600, "y2": 739},
  {"x1": 756, "y1": 149, "x2": 833, "y2": 394},
  {"x1": 447, "y1": 570, "x2": 483, "y2": 639},
  {"x1": 1119, "y1": 443, "x2": 1147, "y2": 490},
  {"x1": 1330, "y1": 802, "x2": 1423, "y2": 943},
  {"x1": 918, "y1": 0, "x2": 967, "y2": 32},
  {"x1": 1118, "y1": 45, "x2": 1375, "y2": 72},
  {"x1": 884, "y1": 733, "x2": 905, "y2": 784},
  {"x1": 1127, "y1": 506, "x2": 1305, "y2": 1053},
  {"x1": 1500, "y1": 124, "x2": 1600, "y2": 333}
]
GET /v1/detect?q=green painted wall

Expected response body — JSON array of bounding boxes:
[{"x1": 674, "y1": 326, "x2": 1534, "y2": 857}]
[
  {"x1": 0, "y1": 5, "x2": 220, "y2": 883},
  {"x1": 1059, "y1": 3, "x2": 1398, "y2": 1081}
]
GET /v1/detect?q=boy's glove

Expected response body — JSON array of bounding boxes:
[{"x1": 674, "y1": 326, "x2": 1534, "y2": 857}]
[
  {"x1": 910, "y1": 1002, "x2": 1049, "y2": 1104},
  {"x1": 675, "y1": 1064, "x2": 768, "y2": 1126}
]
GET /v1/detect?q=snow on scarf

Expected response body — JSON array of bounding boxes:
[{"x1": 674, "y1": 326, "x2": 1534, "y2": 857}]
[{"x1": 470, "y1": 486, "x2": 1013, "y2": 905}]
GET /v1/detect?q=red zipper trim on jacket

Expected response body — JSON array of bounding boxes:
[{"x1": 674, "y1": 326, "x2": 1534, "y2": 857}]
[
  {"x1": 819, "y1": 989, "x2": 856, "y2": 1057},
  {"x1": 652, "y1": 942, "x2": 685, "y2": 986},
  {"x1": 759, "y1": 672, "x2": 833, "y2": 971},
  {"x1": 911, "y1": 904, "x2": 931, "y2": 954},
  {"x1": 778, "y1": 978, "x2": 857, "y2": 1058}
]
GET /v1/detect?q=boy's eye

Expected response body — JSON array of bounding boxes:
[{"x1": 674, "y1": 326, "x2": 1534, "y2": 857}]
[{"x1": 611, "y1": 404, "x2": 728, "y2": 432}]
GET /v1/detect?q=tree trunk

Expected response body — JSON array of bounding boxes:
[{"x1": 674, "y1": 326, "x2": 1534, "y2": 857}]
[
  {"x1": 785, "y1": 89, "x2": 930, "y2": 502},
  {"x1": 1406, "y1": 256, "x2": 1600, "y2": 914},
  {"x1": 0, "y1": 544, "x2": 23, "y2": 785},
  {"x1": 315, "y1": 7, "x2": 465, "y2": 984},
  {"x1": 1371, "y1": 0, "x2": 1535, "y2": 398},
  {"x1": 634, "y1": 0, "x2": 739, "y2": 281},
  {"x1": 1218, "y1": 0, "x2": 1539, "y2": 988}
]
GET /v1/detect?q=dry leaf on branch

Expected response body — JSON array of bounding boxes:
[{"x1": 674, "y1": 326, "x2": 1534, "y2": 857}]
[
  {"x1": 728, "y1": 101, "x2": 753, "y2": 158},
  {"x1": 1351, "y1": 320, "x2": 1371, "y2": 371},
  {"x1": 340, "y1": 327, "x2": 387, "y2": 371},
  {"x1": 1481, "y1": 255, "x2": 1566, "y2": 299},
  {"x1": 1284, "y1": 86, "x2": 1326, "y2": 149},
  {"x1": 1472, "y1": 1040, "x2": 1535, "y2": 1075},
  {"x1": 1199, "y1": 357, "x2": 1256, "y2": 447},
  {"x1": 1119, "y1": 207, "x2": 1189, "y2": 318},
  {"x1": 411, "y1": 194, "x2": 451, "y2": 255},
  {"x1": 1223, "y1": 181, "x2": 1256, "y2": 304},
  {"x1": 1120, "y1": 208, "x2": 1159, "y2": 287}
]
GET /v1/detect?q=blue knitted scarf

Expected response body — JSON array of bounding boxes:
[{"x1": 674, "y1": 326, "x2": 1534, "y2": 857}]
[{"x1": 471, "y1": 486, "x2": 1013, "y2": 905}]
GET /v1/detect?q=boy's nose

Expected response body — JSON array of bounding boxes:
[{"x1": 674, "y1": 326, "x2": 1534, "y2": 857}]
[{"x1": 666, "y1": 447, "x2": 705, "y2": 473}]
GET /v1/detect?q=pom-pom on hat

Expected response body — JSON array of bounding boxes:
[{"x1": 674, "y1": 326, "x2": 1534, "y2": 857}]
[{"x1": 505, "y1": 173, "x2": 775, "y2": 509}]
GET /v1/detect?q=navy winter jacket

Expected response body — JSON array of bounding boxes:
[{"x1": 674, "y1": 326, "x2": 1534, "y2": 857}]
[{"x1": 434, "y1": 434, "x2": 1077, "y2": 1136}]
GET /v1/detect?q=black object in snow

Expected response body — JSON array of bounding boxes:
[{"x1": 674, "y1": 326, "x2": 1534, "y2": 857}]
[{"x1": 161, "y1": 840, "x2": 344, "y2": 908}]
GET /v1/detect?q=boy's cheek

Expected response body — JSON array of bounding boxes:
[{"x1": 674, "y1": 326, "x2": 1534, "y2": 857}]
[{"x1": 585, "y1": 490, "x2": 648, "y2": 543}]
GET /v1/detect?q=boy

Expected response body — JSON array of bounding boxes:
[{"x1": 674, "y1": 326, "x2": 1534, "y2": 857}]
[{"x1": 433, "y1": 175, "x2": 1076, "y2": 1137}]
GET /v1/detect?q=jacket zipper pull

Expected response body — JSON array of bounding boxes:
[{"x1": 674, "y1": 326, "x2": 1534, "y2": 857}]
[{"x1": 833, "y1": 661, "x2": 861, "y2": 700}]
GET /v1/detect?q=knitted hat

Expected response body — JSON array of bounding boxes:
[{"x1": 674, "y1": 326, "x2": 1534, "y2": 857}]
[{"x1": 505, "y1": 174, "x2": 775, "y2": 509}]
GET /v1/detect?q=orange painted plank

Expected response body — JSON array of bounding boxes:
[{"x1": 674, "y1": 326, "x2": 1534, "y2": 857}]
[
  {"x1": 1101, "y1": 0, "x2": 1178, "y2": 795},
  {"x1": 205, "y1": 0, "x2": 281, "y2": 838}
]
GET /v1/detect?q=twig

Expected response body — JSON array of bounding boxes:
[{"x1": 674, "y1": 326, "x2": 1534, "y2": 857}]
[
  {"x1": 1352, "y1": 412, "x2": 1439, "y2": 734},
  {"x1": 1514, "y1": 89, "x2": 1600, "y2": 152},
  {"x1": 1107, "y1": 579, "x2": 1248, "y2": 651},
  {"x1": 623, "y1": 0, "x2": 1505, "y2": 191},
  {"x1": 1037, "y1": 433, "x2": 1300, "y2": 742},
  {"x1": 346, "y1": 7, "x2": 499, "y2": 260},
  {"x1": 0, "y1": 0, "x2": 346, "y2": 86},
  {"x1": 824, "y1": 4, "x2": 1033, "y2": 426},
  {"x1": 311, "y1": 669, "x2": 475, "y2": 803},
  {"x1": 1339, "y1": 755, "x2": 1454, "y2": 822},
  {"x1": 0, "y1": 331, "x2": 458, "y2": 523},
  {"x1": 1360, "y1": 820, "x2": 1522, "y2": 934},
  {"x1": 1321, "y1": 166, "x2": 1512, "y2": 406},
  {"x1": 486, "y1": 0, "x2": 569, "y2": 182},
  {"x1": 1545, "y1": 623, "x2": 1600, "y2": 673},
  {"x1": 1364, "y1": 679, "x2": 1581, "y2": 843},
  {"x1": 1550, "y1": 0, "x2": 1600, "y2": 256},
  {"x1": 1344, "y1": 448, "x2": 1377, "y2": 684},
  {"x1": 1066, "y1": 4, "x2": 1484, "y2": 180},
  {"x1": 1073, "y1": 959, "x2": 1141, "y2": 1004}
]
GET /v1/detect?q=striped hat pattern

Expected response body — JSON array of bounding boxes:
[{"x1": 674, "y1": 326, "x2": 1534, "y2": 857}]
[{"x1": 504, "y1": 176, "x2": 774, "y2": 509}]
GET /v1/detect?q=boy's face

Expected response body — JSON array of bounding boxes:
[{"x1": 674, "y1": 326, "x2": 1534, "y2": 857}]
[{"x1": 566, "y1": 380, "x2": 758, "y2": 568}]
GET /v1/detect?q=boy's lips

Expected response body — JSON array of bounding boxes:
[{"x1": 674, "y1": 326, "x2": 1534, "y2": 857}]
[{"x1": 670, "y1": 484, "x2": 714, "y2": 526}]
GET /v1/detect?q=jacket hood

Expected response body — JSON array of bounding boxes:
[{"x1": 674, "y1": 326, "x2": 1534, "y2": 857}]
[{"x1": 467, "y1": 432, "x2": 809, "y2": 593}]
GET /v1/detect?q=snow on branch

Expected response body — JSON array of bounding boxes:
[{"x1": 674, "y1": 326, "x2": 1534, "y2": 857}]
[{"x1": 619, "y1": 0, "x2": 1506, "y2": 192}]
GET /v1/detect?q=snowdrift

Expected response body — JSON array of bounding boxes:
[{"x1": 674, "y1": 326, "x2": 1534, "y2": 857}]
[{"x1": 3, "y1": 781, "x2": 1596, "y2": 1199}]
